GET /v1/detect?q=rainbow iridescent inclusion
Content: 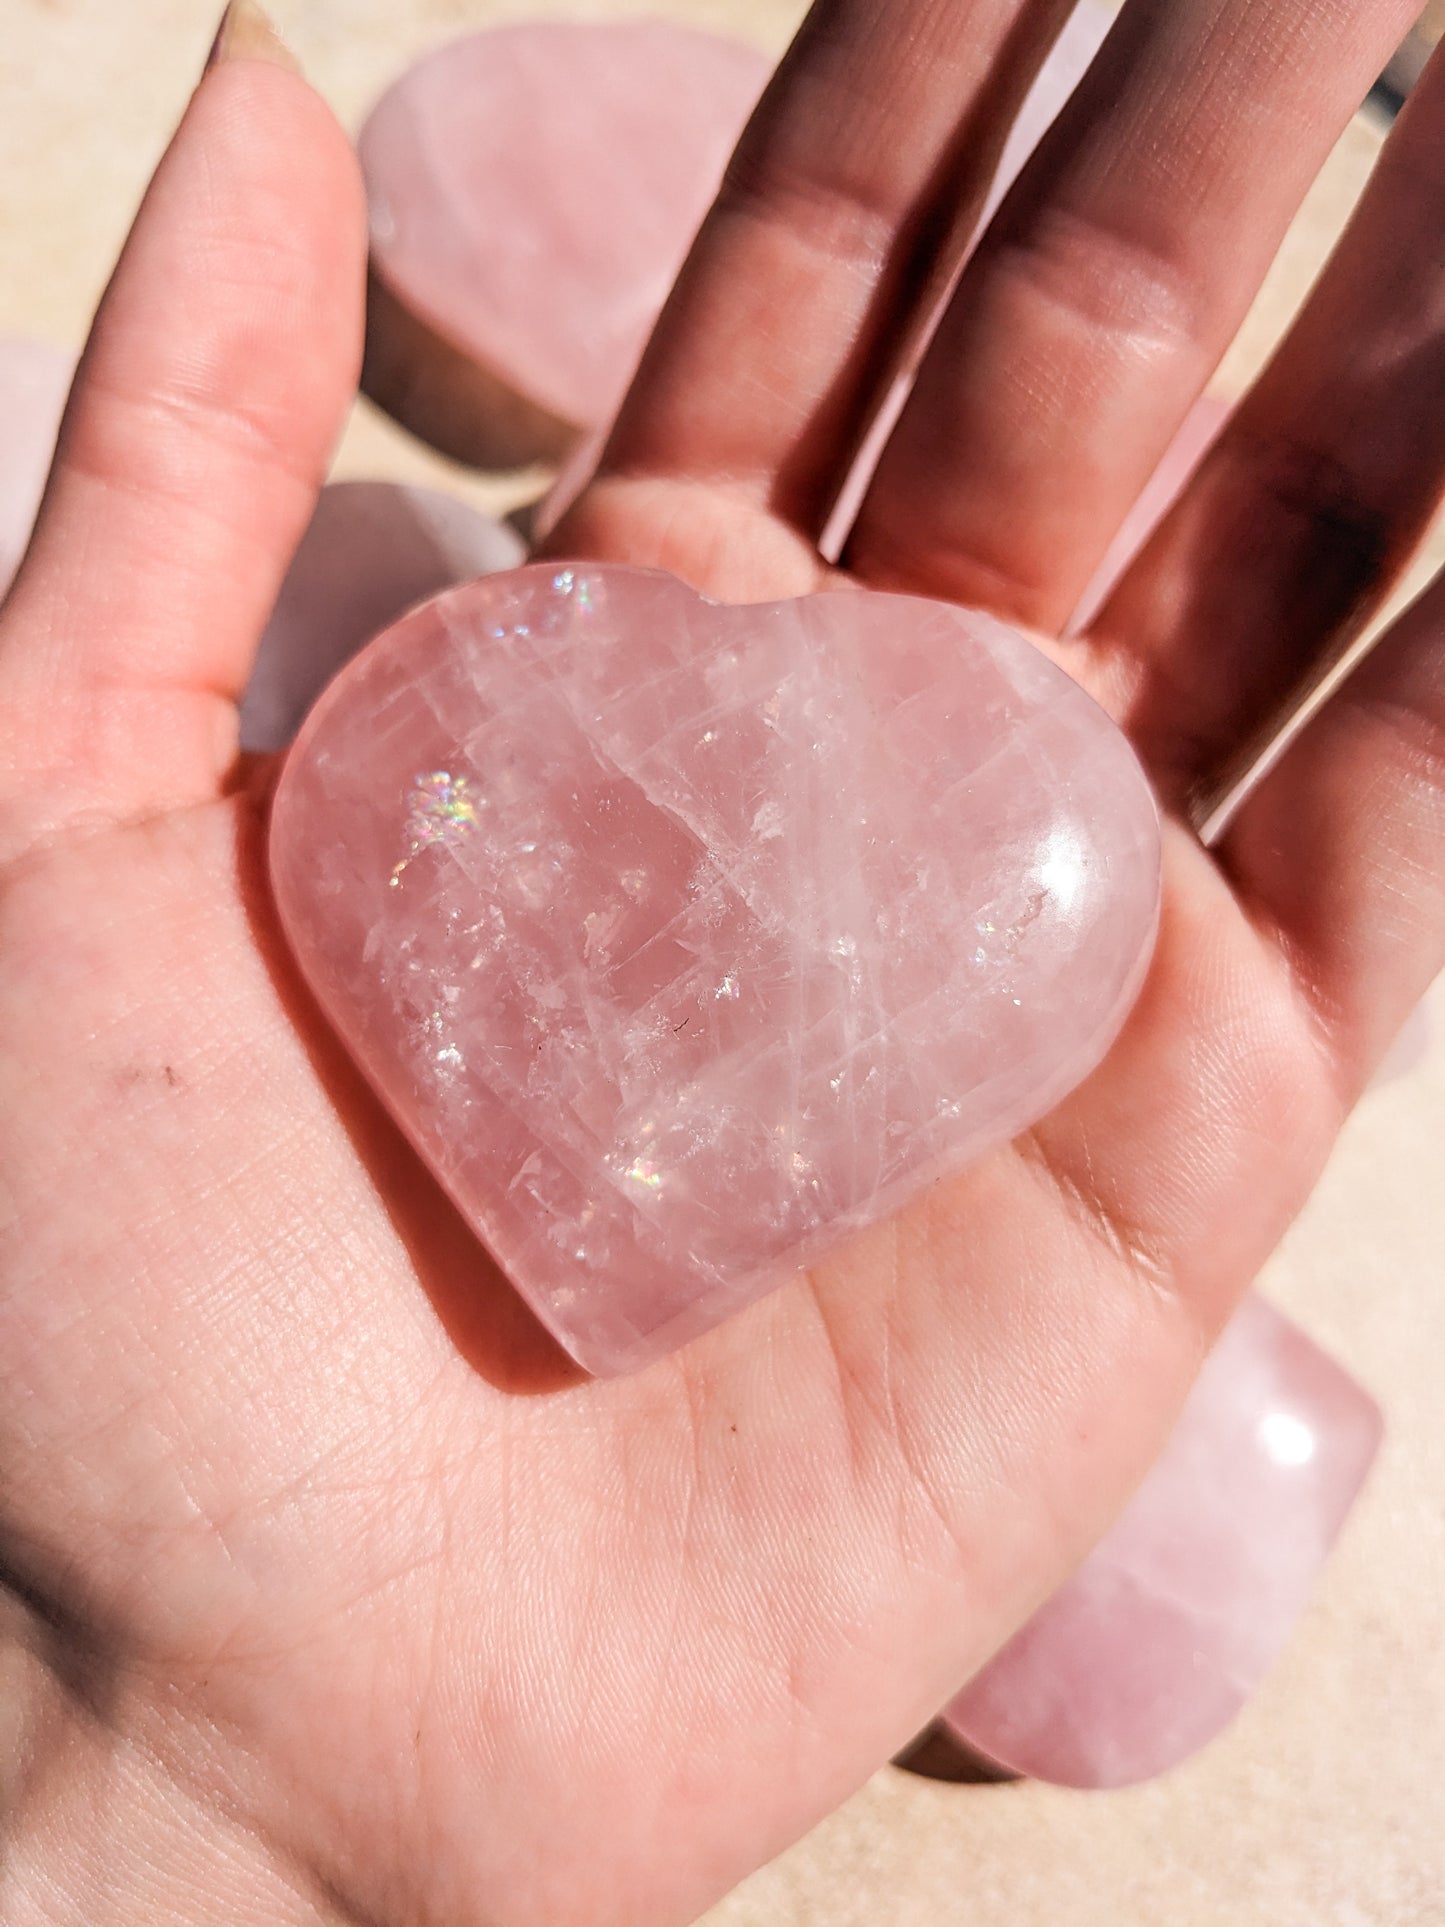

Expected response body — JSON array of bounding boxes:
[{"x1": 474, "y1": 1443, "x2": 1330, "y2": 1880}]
[{"x1": 391, "y1": 771, "x2": 479, "y2": 885}]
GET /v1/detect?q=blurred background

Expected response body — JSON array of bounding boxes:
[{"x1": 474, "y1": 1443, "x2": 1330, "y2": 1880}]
[{"x1": 1, "y1": 3, "x2": 1442, "y2": 1920}]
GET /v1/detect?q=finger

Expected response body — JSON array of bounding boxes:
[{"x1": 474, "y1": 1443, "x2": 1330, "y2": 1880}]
[
  {"x1": 1220, "y1": 563, "x2": 1445, "y2": 1087},
  {"x1": 1088, "y1": 45, "x2": 1445, "y2": 808},
  {"x1": 0, "y1": 18, "x2": 366, "y2": 823},
  {"x1": 566, "y1": 0, "x2": 1081, "y2": 556},
  {"x1": 845, "y1": 0, "x2": 1421, "y2": 629}
]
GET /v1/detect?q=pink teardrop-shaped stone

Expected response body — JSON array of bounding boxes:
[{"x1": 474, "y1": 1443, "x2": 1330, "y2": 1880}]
[{"x1": 270, "y1": 565, "x2": 1160, "y2": 1374}]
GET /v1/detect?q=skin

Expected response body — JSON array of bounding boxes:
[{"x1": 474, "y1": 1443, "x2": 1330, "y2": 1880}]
[{"x1": 0, "y1": 3, "x2": 1441, "y2": 1921}]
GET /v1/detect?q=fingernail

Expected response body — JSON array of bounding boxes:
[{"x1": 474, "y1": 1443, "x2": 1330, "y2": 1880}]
[
  {"x1": 940, "y1": 1293, "x2": 1381, "y2": 1787},
  {"x1": 206, "y1": 0, "x2": 301, "y2": 75}
]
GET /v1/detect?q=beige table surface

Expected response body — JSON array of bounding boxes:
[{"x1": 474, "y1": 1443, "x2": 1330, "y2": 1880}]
[{"x1": 3, "y1": 2, "x2": 1443, "y2": 1921}]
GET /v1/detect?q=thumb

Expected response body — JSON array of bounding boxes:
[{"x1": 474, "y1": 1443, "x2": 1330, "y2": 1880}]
[{"x1": 0, "y1": 4, "x2": 366, "y2": 831}]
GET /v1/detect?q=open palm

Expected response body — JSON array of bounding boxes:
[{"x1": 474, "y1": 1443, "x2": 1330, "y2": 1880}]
[{"x1": 2, "y1": 6, "x2": 1442, "y2": 1924}]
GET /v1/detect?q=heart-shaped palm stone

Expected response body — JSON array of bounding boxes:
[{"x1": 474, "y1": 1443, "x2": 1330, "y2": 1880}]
[{"x1": 271, "y1": 565, "x2": 1160, "y2": 1375}]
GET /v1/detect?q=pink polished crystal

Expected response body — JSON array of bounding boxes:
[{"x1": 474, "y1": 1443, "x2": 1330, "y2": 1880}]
[
  {"x1": 359, "y1": 23, "x2": 770, "y2": 451},
  {"x1": 271, "y1": 566, "x2": 1160, "y2": 1374},
  {"x1": 941, "y1": 1293, "x2": 1382, "y2": 1786},
  {"x1": 0, "y1": 336, "x2": 73, "y2": 598},
  {"x1": 241, "y1": 481, "x2": 524, "y2": 753}
]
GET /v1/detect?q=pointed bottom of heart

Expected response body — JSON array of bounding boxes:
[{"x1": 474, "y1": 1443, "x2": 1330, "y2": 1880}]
[
  {"x1": 270, "y1": 565, "x2": 1159, "y2": 1374},
  {"x1": 940, "y1": 1294, "x2": 1382, "y2": 1786}
]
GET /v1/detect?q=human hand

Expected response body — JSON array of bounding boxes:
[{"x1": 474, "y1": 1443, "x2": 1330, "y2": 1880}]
[{"x1": 1, "y1": 7, "x2": 1441, "y2": 1926}]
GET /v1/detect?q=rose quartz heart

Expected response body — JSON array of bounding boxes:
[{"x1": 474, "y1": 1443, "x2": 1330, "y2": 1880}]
[
  {"x1": 270, "y1": 566, "x2": 1159, "y2": 1374},
  {"x1": 941, "y1": 1293, "x2": 1381, "y2": 1786}
]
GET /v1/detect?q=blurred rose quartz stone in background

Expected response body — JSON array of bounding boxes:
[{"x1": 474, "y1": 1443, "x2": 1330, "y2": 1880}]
[
  {"x1": 939, "y1": 1293, "x2": 1382, "y2": 1786},
  {"x1": 357, "y1": 22, "x2": 771, "y2": 467},
  {"x1": 0, "y1": 336, "x2": 73, "y2": 598},
  {"x1": 239, "y1": 481, "x2": 523, "y2": 753}
]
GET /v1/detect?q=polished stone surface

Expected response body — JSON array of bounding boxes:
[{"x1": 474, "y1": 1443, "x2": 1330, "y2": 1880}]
[
  {"x1": 941, "y1": 1292, "x2": 1383, "y2": 1786},
  {"x1": 241, "y1": 481, "x2": 523, "y2": 752},
  {"x1": 359, "y1": 22, "x2": 770, "y2": 436},
  {"x1": 272, "y1": 564, "x2": 1159, "y2": 1373}
]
